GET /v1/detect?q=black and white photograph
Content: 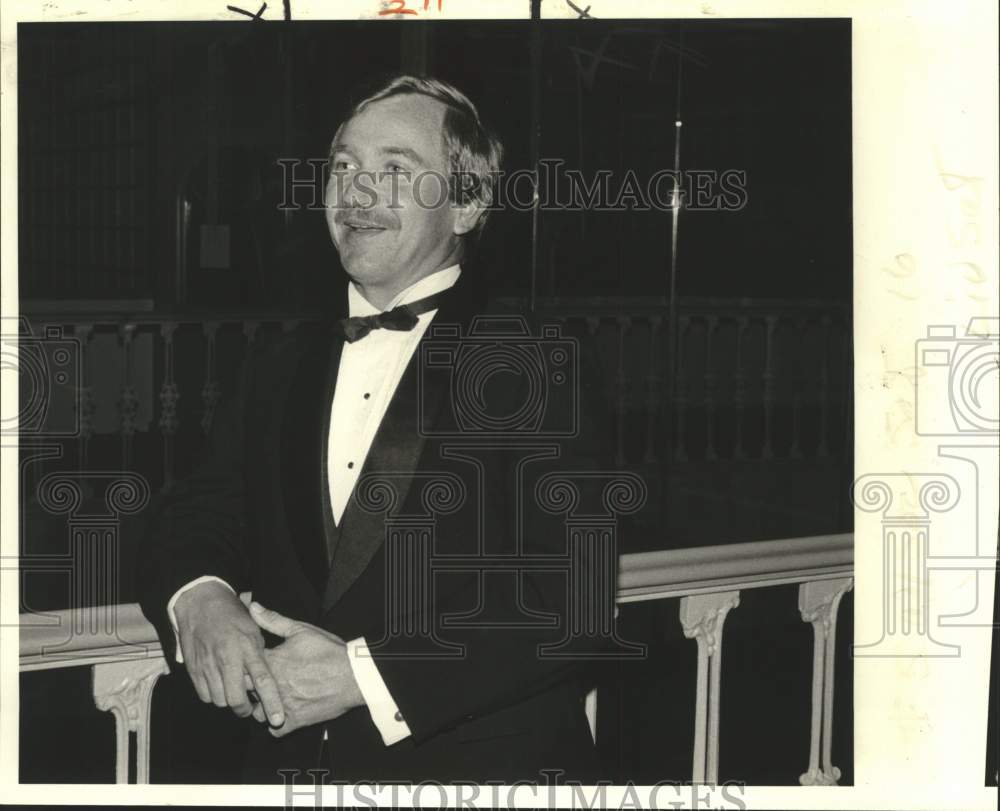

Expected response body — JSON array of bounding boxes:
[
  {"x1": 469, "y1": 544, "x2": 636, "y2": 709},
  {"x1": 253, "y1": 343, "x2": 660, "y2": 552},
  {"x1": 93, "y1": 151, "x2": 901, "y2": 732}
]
[{"x1": 2, "y1": 2, "x2": 996, "y2": 808}]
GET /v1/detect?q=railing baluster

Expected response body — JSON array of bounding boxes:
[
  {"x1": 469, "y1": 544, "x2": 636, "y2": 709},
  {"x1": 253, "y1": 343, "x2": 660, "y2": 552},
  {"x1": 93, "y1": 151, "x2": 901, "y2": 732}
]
[
  {"x1": 92, "y1": 658, "x2": 169, "y2": 784},
  {"x1": 243, "y1": 319, "x2": 260, "y2": 347},
  {"x1": 790, "y1": 391, "x2": 802, "y2": 458},
  {"x1": 790, "y1": 317, "x2": 806, "y2": 459},
  {"x1": 583, "y1": 315, "x2": 603, "y2": 458},
  {"x1": 201, "y1": 321, "x2": 221, "y2": 436},
  {"x1": 798, "y1": 577, "x2": 853, "y2": 785},
  {"x1": 75, "y1": 323, "x2": 96, "y2": 474},
  {"x1": 680, "y1": 591, "x2": 740, "y2": 784},
  {"x1": 643, "y1": 315, "x2": 663, "y2": 465},
  {"x1": 158, "y1": 322, "x2": 179, "y2": 491},
  {"x1": 761, "y1": 315, "x2": 778, "y2": 459},
  {"x1": 733, "y1": 315, "x2": 748, "y2": 460},
  {"x1": 674, "y1": 315, "x2": 690, "y2": 462},
  {"x1": 614, "y1": 316, "x2": 631, "y2": 468},
  {"x1": 704, "y1": 315, "x2": 719, "y2": 461},
  {"x1": 244, "y1": 319, "x2": 261, "y2": 383},
  {"x1": 117, "y1": 322, "x2": 138, "y2": 470}
]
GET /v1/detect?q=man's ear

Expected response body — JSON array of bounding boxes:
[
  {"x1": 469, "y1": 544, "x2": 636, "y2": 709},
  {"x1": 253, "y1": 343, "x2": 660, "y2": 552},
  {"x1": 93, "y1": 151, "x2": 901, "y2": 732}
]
[{"x1": 452, "y1": 199, "x2": 486, "y2": 237}]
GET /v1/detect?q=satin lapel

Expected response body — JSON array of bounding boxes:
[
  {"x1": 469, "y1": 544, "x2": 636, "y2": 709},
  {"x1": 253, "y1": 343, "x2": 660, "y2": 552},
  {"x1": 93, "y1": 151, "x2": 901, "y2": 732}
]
[
  {"x1": 318, "y1": 330, "x2": 346, "y2": 566},
  {"x1": 280, "y1": 321, "x2": 344, "y2": 600},
  {"x1": 321, "y1": 278, "x2": 483, "y2": 615}
]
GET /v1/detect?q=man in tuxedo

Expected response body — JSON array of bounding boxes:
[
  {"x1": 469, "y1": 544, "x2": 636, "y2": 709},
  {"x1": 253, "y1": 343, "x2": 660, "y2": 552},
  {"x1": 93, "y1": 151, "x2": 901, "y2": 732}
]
[{"x1": 139, "y1": 75, "x2": 615, "y2": 784}]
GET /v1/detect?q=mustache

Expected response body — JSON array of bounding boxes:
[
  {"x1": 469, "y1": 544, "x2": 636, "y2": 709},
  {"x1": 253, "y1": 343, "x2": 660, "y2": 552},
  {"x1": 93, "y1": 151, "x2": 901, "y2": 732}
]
[{"x1": 333, "y1": 208, "x2": 396, "y2": 229}]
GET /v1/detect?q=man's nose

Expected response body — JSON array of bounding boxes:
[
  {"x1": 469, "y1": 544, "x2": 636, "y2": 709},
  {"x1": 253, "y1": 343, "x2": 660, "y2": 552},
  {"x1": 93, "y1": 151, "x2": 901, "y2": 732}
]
[
  {"x1": 343, "y1": 178, "x2": 365, "y2": 208},
  {"x1": 327, "y1": 171, "x2": 372, "y2": 210}
]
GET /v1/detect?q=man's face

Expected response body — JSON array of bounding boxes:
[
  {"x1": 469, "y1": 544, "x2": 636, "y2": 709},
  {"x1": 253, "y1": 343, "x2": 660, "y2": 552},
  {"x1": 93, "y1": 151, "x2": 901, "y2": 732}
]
[{"x1": 326, "y1": 94, "x2": 462, "y2": 296}]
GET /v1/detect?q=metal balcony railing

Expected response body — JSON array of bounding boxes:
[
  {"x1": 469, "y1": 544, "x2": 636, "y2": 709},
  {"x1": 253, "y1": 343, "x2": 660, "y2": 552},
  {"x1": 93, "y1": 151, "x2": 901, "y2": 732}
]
[
  {"x1": 17, "y1": 297, "x2": 851, "y2": 491},
  {"x1": 19, "y1": 532, "x2": 853, "y2": 786}
]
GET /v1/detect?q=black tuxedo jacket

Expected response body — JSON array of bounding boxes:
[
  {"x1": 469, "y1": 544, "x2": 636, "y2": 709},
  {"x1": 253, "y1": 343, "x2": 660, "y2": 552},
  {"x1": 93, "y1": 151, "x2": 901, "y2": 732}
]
[{"x1": 138, "y1": 273, "x2": 615, "y2": 784}]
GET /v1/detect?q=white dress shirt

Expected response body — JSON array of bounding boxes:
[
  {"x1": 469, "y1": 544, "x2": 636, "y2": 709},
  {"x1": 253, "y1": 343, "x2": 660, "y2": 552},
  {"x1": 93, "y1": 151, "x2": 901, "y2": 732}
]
[{"x1": 167, "y1": 264, "x2": 462, "y2": 747}]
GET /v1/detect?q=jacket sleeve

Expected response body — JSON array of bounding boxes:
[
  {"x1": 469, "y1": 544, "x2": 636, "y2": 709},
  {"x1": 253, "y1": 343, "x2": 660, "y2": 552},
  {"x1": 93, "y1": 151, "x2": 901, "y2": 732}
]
[{"x1": 136, "y1": 344, "x2": 257, "y2": 665}]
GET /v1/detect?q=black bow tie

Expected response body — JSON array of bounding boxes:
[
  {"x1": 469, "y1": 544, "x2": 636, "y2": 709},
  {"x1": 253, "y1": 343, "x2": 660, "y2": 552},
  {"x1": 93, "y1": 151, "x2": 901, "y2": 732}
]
[{"x1": 335, "y1": 291, "x2": 447, "y2": 343}]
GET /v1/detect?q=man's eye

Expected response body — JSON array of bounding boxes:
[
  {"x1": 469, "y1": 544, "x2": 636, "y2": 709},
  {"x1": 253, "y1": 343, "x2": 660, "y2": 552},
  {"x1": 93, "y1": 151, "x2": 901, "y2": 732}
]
[
  {"x1": 332, "y1": 160, "x2": 355, "y2": 171},
  {"x1": 385, "y1": 163, "x2": 406, "y2": 174}
]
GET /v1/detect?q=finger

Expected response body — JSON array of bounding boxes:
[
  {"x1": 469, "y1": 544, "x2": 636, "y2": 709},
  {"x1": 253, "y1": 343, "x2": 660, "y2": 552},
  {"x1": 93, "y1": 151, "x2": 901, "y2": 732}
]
[
  {"x1": 244, "y1": 676, "x2": 265, "y2": 722},
  {"x1": 187, "y1": 667, "x2": 212, "y2": 704},
  {"x1": 248, "y1": 602, "x2": 301, "y2": 638},
  {"x1": 178, "y1": 636, "x2": 211, "y2": 702},
  {"x1": 204, "y1": 663, "x2": 229, "y2": 708},
  {"x1": 269, "y1": 717, "x2": 292, "y2": 738},
  {"x1": 251, "y1": 702, "x2": 267, "y2": 724},
  {"x1": 245, "y1": 651, "x2": 285, "y2": 727},
  {"x1": 221, "y1": 661, "x2": 254, "y2": 718}
]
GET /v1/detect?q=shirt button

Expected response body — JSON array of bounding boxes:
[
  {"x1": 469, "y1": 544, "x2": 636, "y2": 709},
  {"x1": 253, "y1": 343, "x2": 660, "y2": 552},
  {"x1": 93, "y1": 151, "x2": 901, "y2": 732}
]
[
  {"x1": 347, "y1": 462, "x2": 354, "y2": 469},
  {"x1": 363, "y1": 392, "x2": 371, "y2": 399},
  {"x1": 394, "y1": 711, "x2": 404, "y2": 722}
]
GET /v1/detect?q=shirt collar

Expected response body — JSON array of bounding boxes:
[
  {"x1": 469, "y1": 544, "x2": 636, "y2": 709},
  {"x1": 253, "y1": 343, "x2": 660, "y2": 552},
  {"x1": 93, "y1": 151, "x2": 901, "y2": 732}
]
[{"x1": 348, "y1": 265, "x2": 462, "y2": 317}]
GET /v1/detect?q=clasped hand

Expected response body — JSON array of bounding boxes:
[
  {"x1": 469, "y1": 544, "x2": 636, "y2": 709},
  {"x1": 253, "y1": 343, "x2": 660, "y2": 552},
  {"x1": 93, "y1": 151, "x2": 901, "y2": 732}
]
[{"x1": 174, "y1": 584, "x2": 363, "y2": 737}]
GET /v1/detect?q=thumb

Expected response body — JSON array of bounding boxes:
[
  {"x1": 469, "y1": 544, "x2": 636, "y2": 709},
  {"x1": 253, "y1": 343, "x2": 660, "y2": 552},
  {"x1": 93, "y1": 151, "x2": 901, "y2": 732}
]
[{"x1": 249, "y1": 602, "x2": 301, "y2": 637}]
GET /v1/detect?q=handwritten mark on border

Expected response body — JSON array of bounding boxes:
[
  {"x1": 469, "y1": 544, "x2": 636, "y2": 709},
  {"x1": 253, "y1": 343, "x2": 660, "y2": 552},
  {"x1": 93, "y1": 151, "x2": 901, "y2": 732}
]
[{"x1": 226, "y1": 0, "x2": 292, "y2": 20}]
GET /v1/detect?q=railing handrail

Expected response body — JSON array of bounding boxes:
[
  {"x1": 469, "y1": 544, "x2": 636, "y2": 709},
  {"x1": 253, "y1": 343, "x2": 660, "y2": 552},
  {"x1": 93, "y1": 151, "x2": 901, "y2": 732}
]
[
  {"x1": 18, "y1": 603, "x2": 163, "y2": 673},
  {"x1": 618, "y1": 532, "x2": 853, "y2": 602},
  {"x1": 18, "y1": 533, "x2": 853, "y2": 673}
]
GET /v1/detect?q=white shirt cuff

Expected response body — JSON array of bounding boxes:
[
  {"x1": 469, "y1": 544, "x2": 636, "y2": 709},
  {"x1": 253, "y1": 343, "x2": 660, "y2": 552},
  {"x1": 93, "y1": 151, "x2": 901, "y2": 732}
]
[
  {"x1": 167, "y1": 576, "x2": 235, "y2": 663},
  {"x1": 347, "y1": 636, "x2": 412, "y2": 745}
]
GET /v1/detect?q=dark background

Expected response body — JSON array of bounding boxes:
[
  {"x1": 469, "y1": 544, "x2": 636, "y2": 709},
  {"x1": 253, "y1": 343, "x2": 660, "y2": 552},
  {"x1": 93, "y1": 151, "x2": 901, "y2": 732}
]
[
  {"x1": 18, "y1": 19, "x2": 855, "y2": 787},
  {"x1": 17, "y1": 19, "x2": 851, "y2": 306}
]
